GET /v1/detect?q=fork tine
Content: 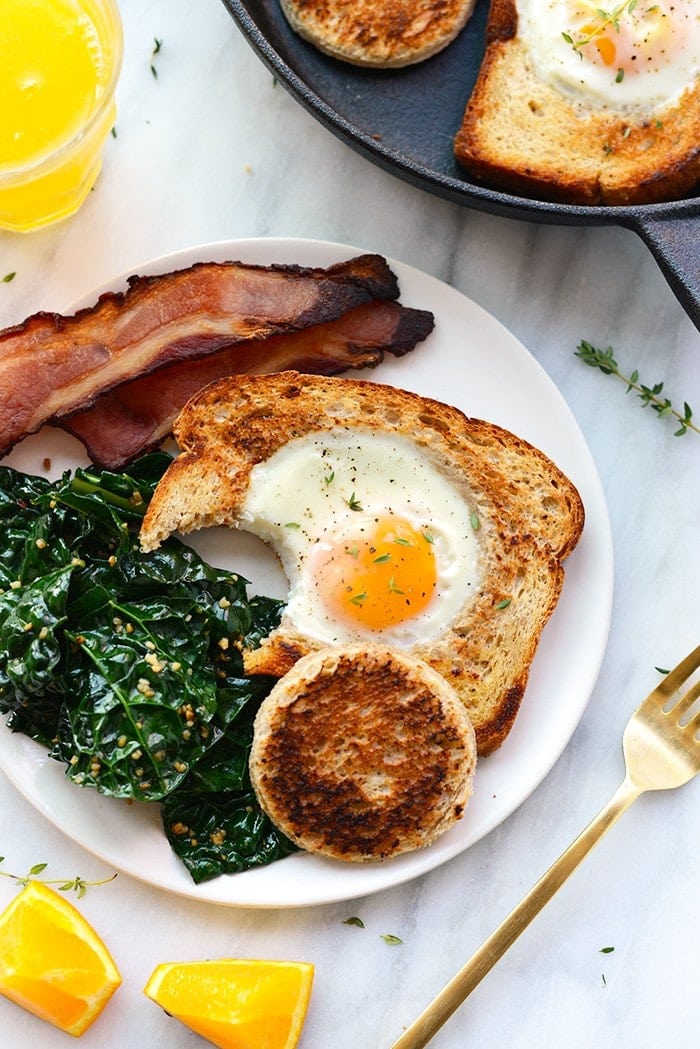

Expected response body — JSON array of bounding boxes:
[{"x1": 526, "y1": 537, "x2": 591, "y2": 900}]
[
  {"x1": 671, "y1": 678, "x2": 700, "y2": 721},
  {"x1": 655, "y1": 643, "x2": 700, "y2": 703},
  {"x1": 684, "y1": 709, "x2": 700, "y2": 737}
]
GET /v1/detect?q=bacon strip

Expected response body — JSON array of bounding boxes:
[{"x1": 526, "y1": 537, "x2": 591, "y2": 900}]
[
  {"x1": 0, "y1": 255, "x2": 399, "y2": 458},
  {"x1": 62, "y1": 301, "x2": 435, "y2": 469}
]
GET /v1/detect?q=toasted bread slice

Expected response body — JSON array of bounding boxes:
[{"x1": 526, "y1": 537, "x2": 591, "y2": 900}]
[
  {"x1": 454, "y1": 0, "x2": 700, "y2": 205},
  {"x1": 249, "y1": 644, "x2": 477, "y2": 862},
  {"x1": 140, "y1": 372, "x2": 584, "y2": 755},
  {"x1": 280, "y1": 0, "x2": 477, "y2": 68}
]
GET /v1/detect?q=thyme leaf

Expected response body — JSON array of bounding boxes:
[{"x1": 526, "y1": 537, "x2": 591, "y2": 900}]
[
  {"x1": 575, "y1": 340, "x2": 699, "y2": 437},
  {"x1": 381, "y1": 933, "x2": 403, "y2": 945},
  {"x1": 150, "y1": 37, "x2": 163, "y2": 78},
  {"x1": 2, "y1": 272, "x2": 16, "y2": 284},
  {"x1": 343, "y1": 916, "x2": 365, "y2": 928}
]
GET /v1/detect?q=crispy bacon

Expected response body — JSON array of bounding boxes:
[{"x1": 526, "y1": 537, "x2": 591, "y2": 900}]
[
  {"x1": 0, "y1": 255, "x2": 400, "y2": 459},
  {"x1": 62, "y1": 300, "x2": 435, "y2": 469}
]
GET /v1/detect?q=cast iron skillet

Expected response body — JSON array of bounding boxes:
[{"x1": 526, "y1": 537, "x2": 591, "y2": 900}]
[{"x1": 221, "y1": 0, "x2": 700, "y2": 331}]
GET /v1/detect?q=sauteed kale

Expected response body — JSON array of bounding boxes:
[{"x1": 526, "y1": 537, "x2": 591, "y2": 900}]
[{"x1": 0, "y1": 453, "x2": 296, "y2": 883}]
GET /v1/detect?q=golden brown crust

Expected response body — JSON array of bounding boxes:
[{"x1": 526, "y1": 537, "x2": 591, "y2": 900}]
[
  {"x1": 140, "y1": 372, "x2": 584, "y2": 755},
  {"x1": 279, "y1": 0, "x2": 477, "y2": 68},
  {"x1": 454, "y1": 0, "x2": 700, "y2": 205},
  {"x1": 249, "y1": 645, "x2": 477, "y2": 861}
]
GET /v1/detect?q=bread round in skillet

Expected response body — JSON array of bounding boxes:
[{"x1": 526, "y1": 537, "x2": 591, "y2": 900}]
[
  {"x1": 249, "y1": 644, "x2": 477, "y2": 862},
  {"x1": 279, "y1": 0, "x2": 477, "y2": 69}
]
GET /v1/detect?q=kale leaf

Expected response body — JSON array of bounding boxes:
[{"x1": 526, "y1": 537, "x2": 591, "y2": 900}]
[{"x1": 0, "y1": 456, "x2": 295, "y2": 880}]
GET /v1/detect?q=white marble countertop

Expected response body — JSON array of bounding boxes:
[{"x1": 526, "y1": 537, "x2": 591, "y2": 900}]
[{"x1": 0, "y1": 2, "x2": 698, "y2": 1047}]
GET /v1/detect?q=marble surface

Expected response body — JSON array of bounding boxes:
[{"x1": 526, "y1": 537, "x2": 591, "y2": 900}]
[{"x1": 0, "y1": 2, "x2": 698, "y2": 1047}]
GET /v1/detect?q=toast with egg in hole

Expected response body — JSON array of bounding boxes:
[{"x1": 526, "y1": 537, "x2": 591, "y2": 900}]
[
  {"x1": 279, "y1": 0, "x2": 478, "y2": 68},
  {"x1": 140, "y1": 371, "x2": 584, "y2": 755},
  {"x1": 454, "y1": 0, "x2": 700, "y2": 205},
  {"x1": 249, "y1": 643, "x2": 477, "y2": 862}
]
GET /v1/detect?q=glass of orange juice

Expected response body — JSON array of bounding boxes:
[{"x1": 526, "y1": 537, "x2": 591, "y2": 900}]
[{"x1": 0, "y1": 0, "x2": 123, "y2": 232}]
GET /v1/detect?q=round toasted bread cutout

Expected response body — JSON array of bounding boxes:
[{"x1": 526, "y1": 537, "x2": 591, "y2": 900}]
[
  {"x1": 279, "y1": 0, "x2": 477, "y2": 69},
  {"x1": 249, "y1": 643, "x2": 477, "y2": 863}
]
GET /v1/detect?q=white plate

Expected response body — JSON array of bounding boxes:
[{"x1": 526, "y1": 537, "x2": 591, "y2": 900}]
[{"x1": 0, "y1": 237, "x2": 613, "y2": 908}]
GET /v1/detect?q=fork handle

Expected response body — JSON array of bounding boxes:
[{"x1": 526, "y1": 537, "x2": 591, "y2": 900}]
[{"x1": 388, "y1": 776, "x2": 642, "y2": 1049}]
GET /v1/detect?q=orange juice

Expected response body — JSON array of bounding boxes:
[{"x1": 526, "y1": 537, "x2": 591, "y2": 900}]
[{"x1": 0, "y1": 0, "x2": 122, "y2": 232}]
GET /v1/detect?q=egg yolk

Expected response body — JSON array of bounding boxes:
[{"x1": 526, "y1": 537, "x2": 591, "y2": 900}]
[
  {"x1": 314, "y1": 516, "x2": 437, "y2": 631},
  {"x1": 571, "y1": 1, "x2": 687, "y2": 76}
]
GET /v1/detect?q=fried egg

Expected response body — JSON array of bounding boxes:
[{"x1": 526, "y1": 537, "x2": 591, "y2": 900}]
[
  {"x1": 519, "y1": 0, "x2": 700, "y2": 109},
  {"x1": 240, "y1": 429, "x2": 480, "y2": 648}
]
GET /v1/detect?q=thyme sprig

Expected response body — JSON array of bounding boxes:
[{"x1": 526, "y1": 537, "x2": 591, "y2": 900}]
[
  {"x1": 575, "y1": 340, "x2": 699, "y2": 437},
  {"x1": 0, "y1": 858, "x2": 117, "y2": 898},
  {"x1": 562, "y1": 0, "x2": 637, "y2": 57}
]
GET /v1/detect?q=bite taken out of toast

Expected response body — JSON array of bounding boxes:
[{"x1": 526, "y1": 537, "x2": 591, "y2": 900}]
[
  {"x1": 140, "y1": 372, "x2": 584, "y2": 756},
  {"x1": 279, "y1": 0, "x2": 477, "y2": 68},
  {"x1": 454, "y1": 0, "x2": 700, "y2": 206}
]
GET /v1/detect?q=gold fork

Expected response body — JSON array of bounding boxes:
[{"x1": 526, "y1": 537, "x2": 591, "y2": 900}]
[{"x1": 388, "y1": 643, "x2": 700, "y2": 1049}]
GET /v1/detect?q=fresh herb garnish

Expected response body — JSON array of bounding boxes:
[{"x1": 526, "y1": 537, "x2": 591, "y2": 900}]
[
  {"x1": 346, "y1": 492, "x2": 363, "y2": 512},
  {"x1": 0, "y1": 858, "x2": 117, "y2": 898},
  {"x1": 324, "y1": 471, "x2": 335, "y2": 486},
  {"x1": 388, "y1": 577, "x2": 404, "y2": 595},
  {"x1": 562, "y1": 1, "x2": 637, "y2": 58},
  {"x1": 350, "y1": 592, "x2": 367, "y2": 605},
  {"x1": 600, "y1": 946, "x2": 615, "y2": 954},
  {"x1": 575, "y1": 340, "x2": 699, "y2": 437},
  {"x1": 343, "y1": 916, "x2": 365, "y2": 928},
  {"x1": 495, "y1": 598, "x2": 512, "y2": 610},
  {"x1": 150, "y1": 37, "x2": 162, "y2": 78},
  {"x1": 0, "y1": 454, "x2": 293, "y2": 884},
  {"x1": 2, "y1": 272, "x2": 16, "y2": 283},
  {"x1": 381, "y1": 934, "x2": 403, "y2": 945},
  {"x1": 373, "y1": 553, "x2": 391, "y2": 564}
]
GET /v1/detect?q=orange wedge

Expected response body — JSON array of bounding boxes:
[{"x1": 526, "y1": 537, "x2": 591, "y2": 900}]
[
  {"x1": 144, "y1": 958, "x2": 315, "y2": 1049},
  {"x1": 0, "y1": 880, "x2": 121, "y2": 1036}
]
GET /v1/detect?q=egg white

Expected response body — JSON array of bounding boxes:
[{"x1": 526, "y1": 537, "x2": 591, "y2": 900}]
[
  {"x1": 519, "y1": 0, "x2": 700, "y2": 110},
  {"x1": 239, "y1": 429, "x2": 481, "y2": 647}
]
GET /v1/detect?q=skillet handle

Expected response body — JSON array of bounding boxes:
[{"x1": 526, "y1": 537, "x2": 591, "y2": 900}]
[{"x1": 625, "y1": 212, "x2": 700, "y2": 332}]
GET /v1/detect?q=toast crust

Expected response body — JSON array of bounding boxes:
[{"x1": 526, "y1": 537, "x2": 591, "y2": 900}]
[
  {"x1": 249, "y1": 644, "x2": 477, "y2": 862},
  {"x1": 454, "y1": 0, "x2": 700, "y2": 205},
  {"x1": 140, "y1": 372, "x2": 584, "y2": 755},
  {"x1": 279, "y1": 0, "x2": 477, "y2": 68}
]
